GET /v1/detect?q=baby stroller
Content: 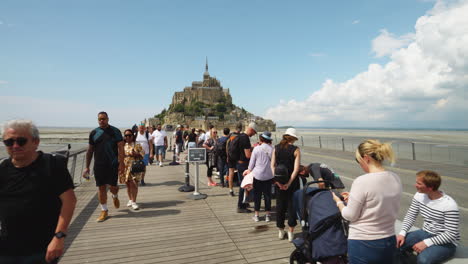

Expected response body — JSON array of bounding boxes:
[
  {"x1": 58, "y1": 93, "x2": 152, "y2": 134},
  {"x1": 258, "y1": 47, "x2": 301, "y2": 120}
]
[{"x1": 290, "y1": 180, "x2": 348, "y2": 264}]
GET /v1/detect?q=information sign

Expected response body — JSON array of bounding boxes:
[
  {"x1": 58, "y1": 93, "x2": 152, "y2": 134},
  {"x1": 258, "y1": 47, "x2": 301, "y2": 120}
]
[{"x1": 187, "y1": 148, "x2": 206, "y2": 163}]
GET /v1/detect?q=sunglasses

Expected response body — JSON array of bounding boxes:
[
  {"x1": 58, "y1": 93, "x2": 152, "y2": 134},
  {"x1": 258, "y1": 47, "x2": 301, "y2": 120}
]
[
  {"x1": 124, "y1": 134, "x2": 133, "y2": 137},
  {"x1": 3, "y1": 137, "x2": 28, "y2": 147}
]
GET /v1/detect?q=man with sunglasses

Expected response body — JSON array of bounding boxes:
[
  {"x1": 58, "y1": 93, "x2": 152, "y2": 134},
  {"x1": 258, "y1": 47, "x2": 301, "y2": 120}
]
[
  {"x1": 83, "y1": 112, "x2": 124, "y2": 222},
  {"x1": 0, "y1": 119, "x2": 77, "y2": 264}
]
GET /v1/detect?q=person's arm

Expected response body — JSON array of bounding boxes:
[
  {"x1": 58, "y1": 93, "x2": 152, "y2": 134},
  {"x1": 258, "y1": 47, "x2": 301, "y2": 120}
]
[
  {"x1": 244, "y1": 148, "x2": 252, "y2": 159},
  {"x1": 82, "y1": 144, "x2": 94, "y2": 178},
  {"x1": 334, "y1": 179, "x2": 365, "y2": 222},
  {"x1": 45, "y1": 188, "x2": 77, "y2": 263},
  {"x1": 149, "y1": 136, "x2": 154, "y2": 159},
  {"x1": 284, "y1": 148, "x2": 301, "y2": 190},
  {"x1": 164, "y1": 136, "x2": 168, "y2": 148},
  {"x1": 417, "y1": 203, "x2": 460, "y2": 251}
]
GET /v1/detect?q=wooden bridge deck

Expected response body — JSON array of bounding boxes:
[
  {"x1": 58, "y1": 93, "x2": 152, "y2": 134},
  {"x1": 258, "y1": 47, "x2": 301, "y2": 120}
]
[{"x1": 61, "y1": 159, "x2": 293, "y2": 264}]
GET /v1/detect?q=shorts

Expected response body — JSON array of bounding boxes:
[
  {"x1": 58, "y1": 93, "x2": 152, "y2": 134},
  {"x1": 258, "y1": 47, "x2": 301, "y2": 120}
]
[
  {"x1": 176, "y1": 143, "x2": 183, "y2": 154},
  {"x1": 228, "y1": 159, "x2": 237, "y2": 169},
  {"x1": 94, "y1": 165, "x2": 118, "y2": 187},
  {"x1": 155, "y1": 145, "x2": 165, "y2": 155},
  {"x1": 143, "y1": 154, "x2": 149, "y2": 166},
  {"x1": 188, "y1": 142, "x2": 196, "y2": 149}
]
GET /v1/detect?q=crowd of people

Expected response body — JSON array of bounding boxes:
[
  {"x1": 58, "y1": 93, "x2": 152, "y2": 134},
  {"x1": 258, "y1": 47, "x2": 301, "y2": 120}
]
[{"x1": 0, "y1": 113, "x2": 461, "y2": 264}]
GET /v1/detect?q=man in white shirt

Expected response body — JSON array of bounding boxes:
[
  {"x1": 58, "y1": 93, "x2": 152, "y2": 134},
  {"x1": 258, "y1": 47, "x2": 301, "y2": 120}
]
[
  {"x1": 135, "y1": 124, "x2": 152, "y2": 185},
  {"x1": 150, "y1": 124, "x2": 167, "y2": 167}
]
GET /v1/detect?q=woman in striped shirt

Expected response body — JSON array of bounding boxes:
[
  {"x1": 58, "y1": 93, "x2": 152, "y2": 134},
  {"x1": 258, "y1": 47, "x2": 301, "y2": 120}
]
[{"x1": 397, "y1": 170, "x2": 460, "y2": 264}]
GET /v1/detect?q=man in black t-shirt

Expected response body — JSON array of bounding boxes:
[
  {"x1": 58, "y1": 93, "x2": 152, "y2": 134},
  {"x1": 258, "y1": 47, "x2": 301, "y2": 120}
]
[
  {"x1": 83, "y1": 112, "x2": 124, "y2": 222},
  {"x1": 236, "y1": 122, "x2": 257, "y2": 213},
  {"x1": 0, "y1": 120, "x2": 76, "y2": 264}
]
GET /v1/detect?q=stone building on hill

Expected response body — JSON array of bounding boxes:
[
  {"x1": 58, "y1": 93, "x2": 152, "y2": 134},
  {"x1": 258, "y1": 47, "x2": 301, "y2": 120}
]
[{"x1": 149, "y1": 60, "x2": 276, "y2": 132}]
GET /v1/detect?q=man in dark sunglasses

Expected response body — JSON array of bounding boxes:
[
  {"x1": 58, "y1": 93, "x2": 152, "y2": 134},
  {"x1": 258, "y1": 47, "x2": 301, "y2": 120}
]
[
  {"x1": 83, "y1": 111, "x2": 124, "y2": 222},
  {"x1": 0, "y1": 119, "x2": 76, "y2": 264}
]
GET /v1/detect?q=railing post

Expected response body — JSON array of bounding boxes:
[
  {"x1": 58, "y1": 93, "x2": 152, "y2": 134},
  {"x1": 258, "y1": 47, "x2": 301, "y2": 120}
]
[
  {"x1": 411, "y1": 142, "x2": 416, "y2": 160},
  {"x1": 275, "y1": 134, "x2": 278, "y2": 144},
  {"x1": 342, "y1": 138, "x2": 345, "y2": 151},
  {"x1": 301, "y1": 136, "x2": 304, "y2": 147},
  {"x1": 70, "y1": 155, "x2": 77, "y2": 180},
  {"x1": 319, "y1": 136, "x2": 322, "y2": 149}
]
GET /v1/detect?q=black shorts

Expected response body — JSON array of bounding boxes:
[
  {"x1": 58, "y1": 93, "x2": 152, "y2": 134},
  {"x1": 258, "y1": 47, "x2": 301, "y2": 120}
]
[
  {"x1": 94, "y1": 166, "x2": 118, "y2": 187},
  {"x1": 227, "y1": 159, "x2": 237, "y2": 169}
]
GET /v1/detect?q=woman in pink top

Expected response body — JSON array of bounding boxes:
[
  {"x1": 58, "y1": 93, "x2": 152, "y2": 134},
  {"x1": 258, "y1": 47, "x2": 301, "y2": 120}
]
[{"x1": 332, "y1": 139, "x2": 402, "y2": 264}]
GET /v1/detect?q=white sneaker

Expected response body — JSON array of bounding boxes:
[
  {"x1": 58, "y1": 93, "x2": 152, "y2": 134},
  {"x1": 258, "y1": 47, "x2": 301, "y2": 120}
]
[
  {"x1": 288, "y1": 231, "x2": 294, "y2": 242},
  {"x1": 159, "y1": 162, "x2": 163, "y2": 167},
  {"x1": 252, "y1": 215, "x2": 259, "y2": 222},
  {"x1": 127, "y1": 200, "x2": 133, "y2": 207},
  {"x1": 265, "y1": 215, "x2": 271, "y2": 222},
  {"x1": 278, "y1": 229, "x2": 285, "y2": 239},
  {"x1": 131, "y1": 202, "x2": 139, "y2": 210}
]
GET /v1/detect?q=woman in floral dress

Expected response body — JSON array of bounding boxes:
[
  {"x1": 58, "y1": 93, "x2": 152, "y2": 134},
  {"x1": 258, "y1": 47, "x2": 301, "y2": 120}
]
[{"x1": 121, "y1": 129, "x2": 144, "y2": 210}]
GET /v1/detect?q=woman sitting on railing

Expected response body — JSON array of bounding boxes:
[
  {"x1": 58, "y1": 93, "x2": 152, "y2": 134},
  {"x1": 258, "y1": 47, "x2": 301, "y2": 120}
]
[{"x1": 120, "y1": 129, "x2": 144, "y2": 210}]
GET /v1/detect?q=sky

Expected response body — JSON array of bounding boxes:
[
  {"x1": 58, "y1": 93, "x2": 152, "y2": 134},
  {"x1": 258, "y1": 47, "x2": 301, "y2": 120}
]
[{"x1": 1, "y1": 0, "x2": 467, "y2": 129}]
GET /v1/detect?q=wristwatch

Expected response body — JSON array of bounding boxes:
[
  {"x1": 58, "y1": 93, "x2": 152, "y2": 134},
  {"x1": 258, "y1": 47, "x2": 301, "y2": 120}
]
[{"x1": 54, "y1": 231, "x2": 67, "y2": 239}]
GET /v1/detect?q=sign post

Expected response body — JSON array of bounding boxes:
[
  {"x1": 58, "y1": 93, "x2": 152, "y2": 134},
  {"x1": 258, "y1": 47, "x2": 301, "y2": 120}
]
[{"x1": 186, "y1": 148, "x2": 207, "y2": 200}]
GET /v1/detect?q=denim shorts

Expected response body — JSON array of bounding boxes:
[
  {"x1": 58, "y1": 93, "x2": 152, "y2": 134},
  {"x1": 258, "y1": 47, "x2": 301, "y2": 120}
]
[
  {"x1": 155, "y1": 145, "x2": 165, "y2": 155},
  {"x1": 143, "y1": 154, "x2": 149, "y2": 165}
]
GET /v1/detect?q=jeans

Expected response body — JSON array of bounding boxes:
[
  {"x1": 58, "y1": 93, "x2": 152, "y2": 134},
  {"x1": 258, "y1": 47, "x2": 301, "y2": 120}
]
[
  {"x1": 253, "y1": 178, "x2": 272, "y2": 212},
  {"x1": 348, "y1": 236, "x2": 396, "y2": 264},
  {"x1": 236, "y1": 163, "x2": 249, "y2": 209},
  {"x1": 399, "y1": 230, "x2": 456, "y2": 264},
  {"x1": 217, "y1": 158, "x2": 228, "y2": 186}
]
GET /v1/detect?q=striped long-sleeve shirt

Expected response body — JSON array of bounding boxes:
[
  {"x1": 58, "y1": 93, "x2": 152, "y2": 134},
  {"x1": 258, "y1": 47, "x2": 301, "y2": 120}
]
[{"x1": 399, "y1": 191, "x2": 460, "y2": 247}]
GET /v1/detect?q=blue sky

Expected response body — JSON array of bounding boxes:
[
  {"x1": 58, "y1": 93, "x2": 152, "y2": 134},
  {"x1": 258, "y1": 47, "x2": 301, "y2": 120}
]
[{"x1": 1, "y1": 0, "x2": 467, "y2": 128}]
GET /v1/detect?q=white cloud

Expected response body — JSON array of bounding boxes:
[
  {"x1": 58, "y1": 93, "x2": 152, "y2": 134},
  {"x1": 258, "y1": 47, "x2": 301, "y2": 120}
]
[
  {"x1": 352, "y1": 20, "x2": 360, "y2": 24},
  {"x1": 372, "y1": 29, "x2": 415, "y2": 57},
  {"x1": 0, "y1": 96, "x2": 157, "y2": 128},
  {"x1": 0, "y1": 80, "x2": 8, "y2": 85},
  {"x1": 266, "y1": 0, "x2": 468, "y2": 128}
]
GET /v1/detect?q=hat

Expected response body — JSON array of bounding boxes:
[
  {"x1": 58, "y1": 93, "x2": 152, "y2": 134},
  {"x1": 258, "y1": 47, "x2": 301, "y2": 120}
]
[
  {"x1": 260, "y1": 131, "x2": 272, "y2": 141},
  {"x1": 284, "y1": 127, "x2": 298, "y2": 139},
  {"x1": 176, "y1": 125, "x2": 181, "y2": 128},
  {"x1": 248, "y1": 122, "x2": 258, "y2": 132}
]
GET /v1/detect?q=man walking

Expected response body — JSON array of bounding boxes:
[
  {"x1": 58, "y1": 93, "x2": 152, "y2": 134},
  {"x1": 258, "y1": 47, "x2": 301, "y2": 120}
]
[
  {"x1": 150, "y1": 124, "x2": 167, "y2": 167},
  {"x1": 0, "y1": 119, "x2": 76, "y2": 263},
  {"x1": 83, "y1": 112, "x2": 124, "y2": 222}
]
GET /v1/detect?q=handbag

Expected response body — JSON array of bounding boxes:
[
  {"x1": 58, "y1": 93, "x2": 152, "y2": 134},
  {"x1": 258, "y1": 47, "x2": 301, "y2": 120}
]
[{"x1": 131, "y1": 160, "x2": 145, "y2": 173}]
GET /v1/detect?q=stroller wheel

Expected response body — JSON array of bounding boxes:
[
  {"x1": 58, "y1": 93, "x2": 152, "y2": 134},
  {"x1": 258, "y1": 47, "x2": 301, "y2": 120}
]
[{"x1": 290, "y1": 248, "x2": 315, "y2": 264}]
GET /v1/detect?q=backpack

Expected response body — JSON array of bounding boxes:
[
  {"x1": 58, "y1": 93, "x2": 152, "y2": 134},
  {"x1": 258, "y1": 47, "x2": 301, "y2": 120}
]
[
  {"x1": 227, "y1": 132, "x2": 241, "y2": 161},
  {"x1": 215, "y1": 136, "x2": 229, "y2": 158}
]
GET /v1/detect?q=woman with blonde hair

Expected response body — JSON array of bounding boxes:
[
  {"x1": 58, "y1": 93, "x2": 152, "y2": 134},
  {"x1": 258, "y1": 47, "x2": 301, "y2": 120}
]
[
  {"x1": 332, "y1": 139, "x2": 402, "y2": 264},
  {"x1": 271, "y1": 128, "x2": 301, "y2": 242},
  {"x1": 121, "y1": 129, "x2": 145, "y2": 210}
]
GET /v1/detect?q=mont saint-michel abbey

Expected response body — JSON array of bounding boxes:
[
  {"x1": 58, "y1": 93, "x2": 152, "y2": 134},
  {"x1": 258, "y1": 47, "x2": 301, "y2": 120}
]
[{"x1": 149, "y1": 61, "x2": 276, "y2": 132}]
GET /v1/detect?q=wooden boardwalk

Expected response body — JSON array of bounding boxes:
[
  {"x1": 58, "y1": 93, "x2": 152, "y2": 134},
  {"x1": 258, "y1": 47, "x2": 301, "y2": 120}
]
[{"x1": 61, "y1": 159, "x2": 294, "y2": 264}]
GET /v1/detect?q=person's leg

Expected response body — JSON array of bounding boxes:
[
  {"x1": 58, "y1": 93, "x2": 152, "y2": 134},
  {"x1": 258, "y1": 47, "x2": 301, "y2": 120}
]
[
  {"x1": 236, "y1": 163, "x2": 248, "y2": 209},
  {"x1": 228, "y1": 167, "x2": 235, "y2": 191},
  {"x1": 417, "y1": 243, "x2": 456, "y2": 264},
  {"x1": 253, "y1": 178, "x2": 262, "y2": 212},
  {"x1": 206, "y1": 159, "x2": 214, "y2": 185},
  {"x1": 125, "y1": 182, "x2": 132, "y2": 202},
  {"x1": 286, "y1": 188, "x2": 297, "y2": 232},
  {"x1": 276, "y1": 189, "x2": 287, "y2": 229},
  {"x1": 98, "y1": 185, "x2": 108, "y2": 205},
  {"x1": 217, "y1": 158, "x2": 225, "y2": 186}
]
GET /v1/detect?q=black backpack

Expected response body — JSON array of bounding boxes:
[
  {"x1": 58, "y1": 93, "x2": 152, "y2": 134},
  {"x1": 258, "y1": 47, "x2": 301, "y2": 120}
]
[
  {"x1": 215, "y1": 136, "x2": 229, "y2": 158},
  {"x1": 227, "y1": 132, "x2": 241, "y2": 161}
]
